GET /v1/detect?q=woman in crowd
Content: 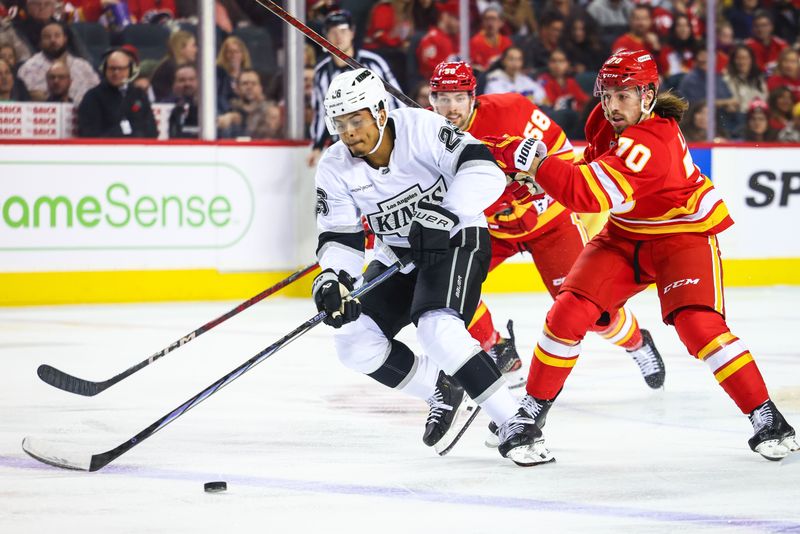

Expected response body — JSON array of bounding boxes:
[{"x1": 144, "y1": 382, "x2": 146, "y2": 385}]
[
  {"x1": 767, "y1": 86, "x2": 794, "y2": 131},
  {"x1": 216, "y1": 35, "x2": 251, "y2": 113},
  {"x1": 562, "y1": 15, "x2": 603, "y2": 74},
  {"x1": 766, "y1": 48, "x2": 800, "y2": 102},
  {"x1": 743, "y1": 99, "x2": 779, "y2": 142},
  {"x1": 151, "y1": 29, "x2": 197, "y2": 102},
  {"x1": 659, "y1": 14, "x2": 698, "y2": 77},
  {"x1": 723, "y1": 44, "x2": 766, "y2": 138},
  {"x1": 483, "y1": 45, "x2": 545, "y2": 103}
]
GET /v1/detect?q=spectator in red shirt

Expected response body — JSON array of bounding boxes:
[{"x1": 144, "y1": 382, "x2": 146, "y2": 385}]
[
  {"x1": 658, "y1": 14, "x2": 697, "y2": 77},
  {"x1": 745, "y1": 10, "x2": 788, "y2": 74},
  {"x1": 611, "y1": 4, "x2": 662, "y2": 59},
  {"x1": 416, "y1": 0, "x2": 460, "y2": 79},
  {"x1": 766, "y1": 48, "x2": 800, "y2": 102},
  {"x1": 538, "y1": 48, "x2": 589, "y2": 113},
  {"x1": 364, "y1": 0, "x2": 413, "y2": 50},
  {"x1": 469, "y1": 4, "x2": 512, "y2": 72},
  {"x1": 128, "y1": 0, "x2": 176, "y2": 23}
]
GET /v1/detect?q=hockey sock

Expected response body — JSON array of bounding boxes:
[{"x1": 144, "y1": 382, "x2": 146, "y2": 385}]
[
  {"x1": 674, "y1": 308, "x2": 769, "y2": 413},
  {"x1": 593, "y1": 307, "x2": 643, "y2": 351},
  {"x1": 527, "y1": 291, "x2": 600, "y2": 400},
  {"x1": 454, "y1": 349, "x2": 518, "y2": 423},
  {"x1": 367, "y1": 340, "x2": 439, "y2": 400},
  {"x1": 467, "y1": 301, "x2": 499, "y2": 352}
]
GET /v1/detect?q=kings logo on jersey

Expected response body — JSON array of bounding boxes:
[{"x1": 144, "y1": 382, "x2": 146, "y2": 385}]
[{"x1": 367, "y1": 176, "x2": 447, "y2": 237}]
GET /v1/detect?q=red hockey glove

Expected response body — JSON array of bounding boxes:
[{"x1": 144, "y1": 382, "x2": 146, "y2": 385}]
[
  {"x1": 486, "y1": 200, "x2": 541, "y2": 243},
  {"x1": 482, "y1": 135, "x2": 548, "y2": 174}
]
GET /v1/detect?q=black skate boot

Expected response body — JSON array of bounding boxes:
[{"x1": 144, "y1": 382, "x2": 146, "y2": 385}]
[
  {"x1": 627, "y1": 329, "x2": 666, "y2": 389},
  {"x1": 496, "y1": 409, "x2": 555, "y2": 466},
  {"x1": 490, "y1": 320, "x2": 525, "y2": 389},
  {"x1": 748, "y1": 400, "x2": 799, "y2": 461},
  {"x1": 422, "y1": 371, "x2": 481, "y2": 456},
  {"x1": 486, "y1": 394, "x2": 554, "y2": 448}
]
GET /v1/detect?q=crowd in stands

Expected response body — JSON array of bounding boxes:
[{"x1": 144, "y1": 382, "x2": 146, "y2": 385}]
[{"x1": 1, "y1": 0, "x2": 800, "y2": 142}]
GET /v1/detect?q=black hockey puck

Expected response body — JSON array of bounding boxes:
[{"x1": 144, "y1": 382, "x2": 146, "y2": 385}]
[{"x1": 204, "y1": 481, "x2": 227, "y2": 493}]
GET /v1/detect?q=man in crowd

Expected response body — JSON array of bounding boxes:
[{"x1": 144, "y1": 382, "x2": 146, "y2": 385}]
[
  {"x1": 45, "y1": 61, "x2": 71, "y2": 102},
  {"x1": 77, "y1": 48, "x2": 157, "y2": 138},
  {"x1": 17, "y1": 21, "x2": 98, "y2": 103},
  {"x1": 168, "y1": 64, "x2": 199, "y2": 138}
]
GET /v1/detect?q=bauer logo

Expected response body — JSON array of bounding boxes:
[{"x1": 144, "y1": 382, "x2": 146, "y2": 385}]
[{"x1": 0, "y1": 160, "x2": 255, "y2": 250}]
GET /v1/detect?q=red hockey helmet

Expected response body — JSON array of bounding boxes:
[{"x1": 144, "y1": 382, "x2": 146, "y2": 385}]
[
  {"x1": 429, "y1": 61, "x2": 477, "y2": 93},
  {"x1": 594, "y1": 49, "x2": 660, "y2": 97}
]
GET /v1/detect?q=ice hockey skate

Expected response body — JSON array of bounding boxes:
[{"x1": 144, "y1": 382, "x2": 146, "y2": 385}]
[
  {"x1": 627, "y1": 329, "x2": 665, "y2": 389},
  {"x1": 423, "y1": 371, "x2": 480, "y2": 456},
  {"x1": 490, "y1": 320, "x2": 525, "y2": 389},
  {"x1": 748, "y1": 400, "x2": 799, "y2": 461},
  {"x1": 486, "y1": 393, "x2": 554, "y2": 447},
  {"x1": 496, "y1": 409, "x2": 555, "y2": 466}
]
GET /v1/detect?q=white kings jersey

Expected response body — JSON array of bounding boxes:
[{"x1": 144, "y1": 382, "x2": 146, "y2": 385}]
[{"x1": 315, "y1": 107, "x2": 505, "y2": 278}]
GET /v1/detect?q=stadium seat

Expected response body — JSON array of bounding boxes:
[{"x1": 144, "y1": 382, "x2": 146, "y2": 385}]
[
  {"x1": 576, "y1": 71, "x2": 597, "y2": 96},
  {"x1": 70, "y1": 22, "x2": 110, "y2": 69},
  {"x1": 121, "y1": 24, "x2": 170, "y2": 61},
  {"x1": 232, "y1": 26, "x2": 277, "y2": 77}
]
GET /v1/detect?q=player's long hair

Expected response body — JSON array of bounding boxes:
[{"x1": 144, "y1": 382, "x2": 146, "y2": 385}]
[{"x1": 653, "y1": 90, "x2": 689, "y2": 122}]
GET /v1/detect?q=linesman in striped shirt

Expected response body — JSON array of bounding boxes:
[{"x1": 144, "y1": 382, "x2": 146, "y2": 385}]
[{"x1": 308, "y1": 9, "x2": 402, "y2": 166}]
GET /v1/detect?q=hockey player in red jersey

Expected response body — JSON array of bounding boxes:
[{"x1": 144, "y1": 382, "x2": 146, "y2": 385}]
[
  {"x1": 428, "y1": 61, "x2": 665, "y2": 390},
  {"x1": 486, "y1": 49, "x2": 798, "y2": 460}
]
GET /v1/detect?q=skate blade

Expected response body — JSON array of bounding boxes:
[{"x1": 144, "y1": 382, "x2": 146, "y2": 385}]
[
  {"x1": 434, "y1": 398, "x2": 481, "y2": 456},
  {"x1": 754, "y1": 436, "x2": 797, "y2": 461},
  {"x1": 505, "y1": 442, "x2": 556, "y2": 467}
]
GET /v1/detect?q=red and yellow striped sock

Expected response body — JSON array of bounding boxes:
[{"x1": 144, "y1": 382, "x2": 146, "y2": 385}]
[
  {"x1": 594, "y1": 307, "x2": 642, "y2": 351},
  {"x1": 468, "y1": 300, "x2": 499, "y2": 352},
  {"x1": 697, "y1": 332, "x2": 769, "y2": 413}
]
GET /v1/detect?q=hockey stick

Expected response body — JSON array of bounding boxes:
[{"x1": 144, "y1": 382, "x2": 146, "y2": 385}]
[
  {"x1": 36, "y1": 263, "x2": 320, "y2": 397},
  {"x1": 255, "y1": 0, "x2": 420, "y2": 110},
  {"x1": 22, "y1": 258, "x2": 409, "y2": 472}
]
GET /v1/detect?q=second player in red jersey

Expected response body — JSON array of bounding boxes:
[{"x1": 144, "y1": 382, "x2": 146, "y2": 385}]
[
  {"x1": 487, "y1": 50, "x2": 797, "y2": 461},
  {"x1": 428, "y1": 61, "x2": 666, "y2": 390}
]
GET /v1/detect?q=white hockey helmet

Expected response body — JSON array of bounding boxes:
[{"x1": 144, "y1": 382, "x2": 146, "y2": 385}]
[{"x1": 324, "y1": 68, "x2": 389, "y2": 136}]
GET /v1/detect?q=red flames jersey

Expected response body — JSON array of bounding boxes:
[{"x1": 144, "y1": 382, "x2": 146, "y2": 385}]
[
  {"x1": 537, "y1": 103, "x2": 734, "y2": 240},
  {"x1": 466, "y1": 93, "x2": 575, "y2": 240}
]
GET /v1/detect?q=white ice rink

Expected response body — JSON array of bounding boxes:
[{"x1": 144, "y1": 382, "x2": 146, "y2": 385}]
[{"x1": 1, "y1": 287, "x2": 798, "y2": 533}]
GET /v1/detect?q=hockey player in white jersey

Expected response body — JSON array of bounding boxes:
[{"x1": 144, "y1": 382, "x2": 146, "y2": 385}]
[{"x1": 311, "y1": 68, "x2": 553, "y2": 466}]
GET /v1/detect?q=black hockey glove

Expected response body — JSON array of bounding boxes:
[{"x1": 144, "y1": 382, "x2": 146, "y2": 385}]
[
  {"x1": 408, "y1": 201, "x2": 459, "y2": 270},
  {"x1": 312, "y1": 269, "x2": 361, "y2": 328}
]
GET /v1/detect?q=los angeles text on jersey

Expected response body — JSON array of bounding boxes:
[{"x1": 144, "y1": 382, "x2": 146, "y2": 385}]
[{"x1": 366, "y1": 177, "x2": 447, "y2": 237}]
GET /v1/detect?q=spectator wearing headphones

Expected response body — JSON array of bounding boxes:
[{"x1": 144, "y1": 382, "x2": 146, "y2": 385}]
[{"x1": 77, "y1": 48, "x2": 157, "y2": 138}]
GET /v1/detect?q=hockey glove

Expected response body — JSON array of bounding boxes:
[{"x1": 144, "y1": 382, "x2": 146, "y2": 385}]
[
  {"x1": 482, "y1": 135, "x2": 548, "y2": 175},
  {"x1": 312, "y1": 269, "x2": 361, "y2": 328},
  {"x1": 408, "y1": 201, "x2": 459, "y2": 269}
]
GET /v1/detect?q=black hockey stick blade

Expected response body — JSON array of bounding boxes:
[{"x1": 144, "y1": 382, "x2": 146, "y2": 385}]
[
  {"x1": 36, "y1": 263, "x2": 319, "y2": 397},
  {"x1": 22, "y1": 259, "x2": 408, "y2": 472}
]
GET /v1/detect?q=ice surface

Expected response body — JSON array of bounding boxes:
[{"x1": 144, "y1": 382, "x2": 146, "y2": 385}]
[{"x1": 1, "y1": 287, "x2": 798, "y2": 533}]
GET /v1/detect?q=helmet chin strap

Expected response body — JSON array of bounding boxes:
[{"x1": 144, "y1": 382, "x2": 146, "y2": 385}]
[{"x1": 366, "y1": 113, "x2": 387, "y2": 155}]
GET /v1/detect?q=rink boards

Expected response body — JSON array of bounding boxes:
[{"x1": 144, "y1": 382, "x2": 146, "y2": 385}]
[{"x1": 1, "y1": 141, "x2": 798, "y2": 305}]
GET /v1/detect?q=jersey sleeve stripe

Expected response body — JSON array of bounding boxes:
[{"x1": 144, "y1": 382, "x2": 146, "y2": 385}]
[
  {"x1": 598, "y1": 161, "x2": 635, "y2": 203},
  {"x1": 578, "y1": 164, "x2": 611, "y2": 211},
  {"x1": 589, "y1": 161, "x2": 629, "y2": 209},
  {"x1": 456, "y1": 142, "x2": 498, "y2": 171},
  {"x1": 546, "y1": 131, "x2": 568, "y2": 156}
]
